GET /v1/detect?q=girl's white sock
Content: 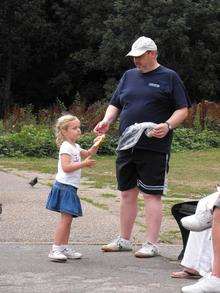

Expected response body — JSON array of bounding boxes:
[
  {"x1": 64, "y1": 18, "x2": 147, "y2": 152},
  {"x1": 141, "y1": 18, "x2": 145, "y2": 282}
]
[
  {"x1": 52, "y1": 244, "x2": 62, "y2": 251},
  {"x1": 60, "y1": 244, "x2": 68, "y2": 250}
]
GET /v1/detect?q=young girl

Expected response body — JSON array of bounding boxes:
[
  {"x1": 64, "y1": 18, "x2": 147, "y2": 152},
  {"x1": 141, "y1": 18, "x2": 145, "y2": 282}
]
[{"x1": 46, "y1": 114, "x2": 100, "y2": 262}]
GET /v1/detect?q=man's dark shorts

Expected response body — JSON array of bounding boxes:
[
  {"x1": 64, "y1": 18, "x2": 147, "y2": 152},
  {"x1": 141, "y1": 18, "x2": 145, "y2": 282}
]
[{"x1": 116, "y1": 149, "x2": 169, "y2": 195}]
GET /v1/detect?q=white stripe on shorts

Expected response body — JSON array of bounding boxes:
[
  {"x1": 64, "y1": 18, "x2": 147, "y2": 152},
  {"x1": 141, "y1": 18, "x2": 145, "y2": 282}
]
[{"x1": 137, "y1": 154, "x2": 169, "y2": 195}]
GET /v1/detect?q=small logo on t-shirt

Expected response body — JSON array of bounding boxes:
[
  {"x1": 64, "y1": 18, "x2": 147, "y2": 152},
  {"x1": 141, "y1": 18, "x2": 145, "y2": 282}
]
[
  {"x1": 73, "y1": 154, "x2": 79, "y2": 162},
  {"x1": 148, "y1": 83, "x2": 160, "y2": 88}
]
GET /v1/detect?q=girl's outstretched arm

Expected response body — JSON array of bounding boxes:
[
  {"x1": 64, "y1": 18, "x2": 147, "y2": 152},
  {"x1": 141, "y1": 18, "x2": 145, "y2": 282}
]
[
  {"x1": 61, "y1": 154, "x2": 95, "y2": 172},
  {"x1": 80, "y1": 134, "x2": 105, "y2": 158}
]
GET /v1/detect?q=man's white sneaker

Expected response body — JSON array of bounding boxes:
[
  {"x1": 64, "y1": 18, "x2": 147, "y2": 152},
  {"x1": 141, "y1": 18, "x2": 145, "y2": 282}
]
[
  {"x1": 181, "y1": 209, "x2": 213, "y2": 232},
  {"x1": 48, "y1": 250, "x2": 67, "y2": 262},
  {"x1": 134, "y1": 242, "x2": 159, "y2": 258},
  {"x1": 62, "y1": 247, "x2": 82, "y2": 259},
  {"x1": 181, "y1": 274, "x2": 220, "y2": 293},
  {"x1": 101, "y1": 236, "x2": 132, "y2": 252}
]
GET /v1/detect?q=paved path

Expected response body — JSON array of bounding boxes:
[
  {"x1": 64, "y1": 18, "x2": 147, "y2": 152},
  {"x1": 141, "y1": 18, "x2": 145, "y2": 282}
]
[
  {"x1": 0, "y1": 169, "x2": 177, "y2": 244},
  {"x1": 0, "y1": 170, "x2": 194, "y2": 292},
  {"x1": 0, "y1": 243, "x2": 193, "y2": 293},
  {"x1": 0, "y1": 170, "x2": 122, "y2": 243}
]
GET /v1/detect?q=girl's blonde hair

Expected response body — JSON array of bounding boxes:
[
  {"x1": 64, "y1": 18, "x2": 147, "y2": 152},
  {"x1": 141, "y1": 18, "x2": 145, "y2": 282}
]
[{"x1": 55, "y1": 114, "x2": 79, "y2": 147}]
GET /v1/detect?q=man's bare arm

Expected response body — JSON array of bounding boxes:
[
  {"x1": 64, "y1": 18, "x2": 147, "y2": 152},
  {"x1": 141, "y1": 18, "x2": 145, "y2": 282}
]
[
  {"x1": 151, "y1": 107, "x2": 188, "y2": 138},
  {"x1": 94, "y1": 105, "x2": 120, "y2": 134}
]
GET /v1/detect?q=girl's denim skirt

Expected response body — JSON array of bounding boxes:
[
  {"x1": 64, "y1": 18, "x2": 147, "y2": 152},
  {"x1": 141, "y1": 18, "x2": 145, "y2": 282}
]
[{"x1": 46, "y1": 181, "x2": 82, "y2": 217}]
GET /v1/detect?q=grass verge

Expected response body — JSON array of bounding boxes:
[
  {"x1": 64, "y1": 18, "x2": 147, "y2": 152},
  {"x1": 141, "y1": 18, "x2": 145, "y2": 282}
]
[{"x1": 0, "y1": 149, "x2": 219, "y2": 197}]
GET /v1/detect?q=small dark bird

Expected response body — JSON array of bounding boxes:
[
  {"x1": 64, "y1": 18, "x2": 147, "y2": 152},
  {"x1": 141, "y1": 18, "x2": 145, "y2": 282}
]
[
  {"x1": 0, "y1": 203, "x2": 2, "y2": 215},
  {"x1": 29, "y1": 177, "x2": 38, "y2": 187}
]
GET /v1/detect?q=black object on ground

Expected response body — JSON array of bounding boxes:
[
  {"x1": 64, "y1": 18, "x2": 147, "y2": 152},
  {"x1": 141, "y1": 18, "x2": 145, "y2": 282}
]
[
  {"x1": 29, "y1": 177, "x2": 38, "y2": 187},
  {"x1": 171, "y1": 201, "x2": 198, "y2": 260}
]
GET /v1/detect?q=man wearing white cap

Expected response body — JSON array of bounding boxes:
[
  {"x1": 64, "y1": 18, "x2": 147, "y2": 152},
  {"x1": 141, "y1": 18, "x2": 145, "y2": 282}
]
[{"x1": 94, "y1": 36, "x2": 190, "y2": 257}]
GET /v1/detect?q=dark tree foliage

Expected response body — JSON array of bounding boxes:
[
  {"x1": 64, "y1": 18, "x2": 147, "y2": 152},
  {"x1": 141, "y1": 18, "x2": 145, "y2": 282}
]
[
  {"x1": 0, "y1": 0, "x2": 219, "y2": 116},
  {"x1": 100, "y1": 0, "x2": 219, "y2": 102},
  {"x1": 0, "y1": 0, "x2": 52, "y2": 114}
]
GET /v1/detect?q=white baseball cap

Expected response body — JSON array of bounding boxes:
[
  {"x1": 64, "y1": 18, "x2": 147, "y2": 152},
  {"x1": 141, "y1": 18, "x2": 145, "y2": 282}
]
[{"x1": 126, "y1": 36, "x2": 157, "y2": 57}]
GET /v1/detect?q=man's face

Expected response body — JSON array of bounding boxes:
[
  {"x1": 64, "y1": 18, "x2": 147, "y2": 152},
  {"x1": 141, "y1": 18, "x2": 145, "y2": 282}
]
[{"x1": 133, "y1": 51, "x2": 156, "y2": 72}]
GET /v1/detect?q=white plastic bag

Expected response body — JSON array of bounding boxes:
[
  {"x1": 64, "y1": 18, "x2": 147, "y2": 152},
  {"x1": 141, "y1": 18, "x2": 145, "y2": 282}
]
[{"x1": 116, "y1": 122, "x2": 157, "y2": 151}]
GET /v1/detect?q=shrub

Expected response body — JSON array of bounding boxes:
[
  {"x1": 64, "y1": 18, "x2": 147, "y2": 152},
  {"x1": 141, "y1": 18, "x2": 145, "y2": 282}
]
[
  {"x1": 0, "y1": 125, "x2": 118, "y2": 157},
  {"x1": 0, "y1": 124, "x2": 219, "y2": 158},
  {"x1": 3, "y1": 105, "x2": 37, "y2": 133},
  {"x1": 172, "y1": 128, "x2": 220, "y2": 152},
  {"x1": 0, "y1": 125, "x2": 57, "y2": 157}
]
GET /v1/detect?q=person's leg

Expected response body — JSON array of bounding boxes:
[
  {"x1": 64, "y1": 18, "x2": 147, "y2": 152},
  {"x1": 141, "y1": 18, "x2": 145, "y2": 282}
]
[
  {"x1": 134, "y1": 193, "x2": 162, "y2": 258},
  {"x1": 48, "y1": 213, "x2": 72, "y2": 262},
  {"x1": 101, "y1": 188, "x2": 137, "y2": 252},
  {"x1": 180, "y1": 229, "x2": 212, "y2": 275},
  {"x1": 212, "y1": 207, "x2": 220, "y2": 277},
  {"x1": 173, "y1": 194, "x2": 216, "y2": 278},
  {"x1": 120, "y1": 187, "x2": 139, "y2": 240},
  {"x1": 181, "y1": 190, "x2": 220, "y2": 232},
  {"x1": 143, "y1": 194, "x2": 162, "y2": 244},
  {"x1": 181, "y1": 202, "x2": 220, "y2": 292},
  {"x1": 54, "y1": 213, "x2": 82, "y2": 260},
  {"x1": 134, "y1": 150, "x2": 168, "y2": 258},
  {"x1": 102, "y1": 150, "x2": 137, "y2": 252},
  {"x1": 179, "y1": 193, "x2": 217, "y2": 277},
  {"x1": 54, "y1": 213, "x2": 73, "y2": 245}
]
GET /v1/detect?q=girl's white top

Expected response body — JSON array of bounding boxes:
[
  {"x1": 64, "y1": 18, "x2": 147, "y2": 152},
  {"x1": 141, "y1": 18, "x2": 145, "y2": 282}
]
[{"x1": 56, "y1": 141, "x2": 81, "y2": 188}]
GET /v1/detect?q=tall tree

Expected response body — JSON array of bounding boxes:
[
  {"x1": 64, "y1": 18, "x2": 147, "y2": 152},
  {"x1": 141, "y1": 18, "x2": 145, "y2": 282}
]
[
  {"x1": 100, "y1": 0, "x2": 219, "y2": 102},
  {"x1": 0, "y1": 0, "x2": 219, "y2": 115},
  {"x1": 0, "y1": 0, "x2": 49, "y2": 115}
]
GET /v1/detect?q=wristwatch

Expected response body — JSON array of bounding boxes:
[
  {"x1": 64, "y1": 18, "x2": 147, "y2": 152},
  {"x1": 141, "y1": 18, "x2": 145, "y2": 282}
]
[{"x1": 165, "y1": 121, "x2": 172, "y2": 130}]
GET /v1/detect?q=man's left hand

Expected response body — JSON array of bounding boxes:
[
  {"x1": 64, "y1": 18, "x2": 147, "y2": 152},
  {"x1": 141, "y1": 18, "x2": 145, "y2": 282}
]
[{"x1": 149, "y1": 123, "x2": 170, "y2": 138}]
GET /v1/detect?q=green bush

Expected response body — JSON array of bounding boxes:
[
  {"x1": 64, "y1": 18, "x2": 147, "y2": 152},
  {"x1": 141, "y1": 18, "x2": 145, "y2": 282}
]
[
  {"x1": 0, "y1": 125, "x2": 118, "y2": 157},
  {"x1": 0, "y1": 125, "x2": 219, "y2": 158},
  {"x1": 0, "y1": 125, "x2": 57, "y2": 158},
  {"x1": 3, "y1": 105, "x2": 37, "y2": 133},
  {"x1": 172, "y1": 128, "x2": 220, "y2": 152}
]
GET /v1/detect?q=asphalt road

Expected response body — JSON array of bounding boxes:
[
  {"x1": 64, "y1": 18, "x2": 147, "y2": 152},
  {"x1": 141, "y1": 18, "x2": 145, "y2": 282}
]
[{"x1": 0, "y1": 170, "x2": 194, "y2": 292}]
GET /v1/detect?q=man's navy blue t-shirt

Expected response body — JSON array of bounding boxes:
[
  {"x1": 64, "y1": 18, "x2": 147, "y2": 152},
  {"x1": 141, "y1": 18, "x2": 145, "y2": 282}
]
[{"x1": 110, "y1": 65, "x2": 191, "y2": 154}]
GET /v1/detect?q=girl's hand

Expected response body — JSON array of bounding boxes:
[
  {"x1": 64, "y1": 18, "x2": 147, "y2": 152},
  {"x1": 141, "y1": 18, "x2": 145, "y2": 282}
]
[
  {"x1": 83, "y1": 156, "x2": 96, "y2": 168},
  {"x1": 85, "y1": 134, "x2": 105, "y2": 157},
  {"x1": 93, "y1": 134, "x2": 105, "y2": 147}
]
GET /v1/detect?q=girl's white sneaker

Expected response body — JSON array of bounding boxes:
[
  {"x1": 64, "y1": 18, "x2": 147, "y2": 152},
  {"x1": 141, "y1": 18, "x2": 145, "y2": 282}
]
[
  {"x1": 62, "y1": 247, "x2": 82, "y2": 259},
  {"x1": 48, "y1": 250, "x2": 67, "y2": 262}
]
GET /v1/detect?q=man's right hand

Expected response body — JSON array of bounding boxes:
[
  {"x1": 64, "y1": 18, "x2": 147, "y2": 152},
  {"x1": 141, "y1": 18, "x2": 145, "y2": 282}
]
[{"x1": 93, "y1": 120, "x2": 110, "y2": 135}]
